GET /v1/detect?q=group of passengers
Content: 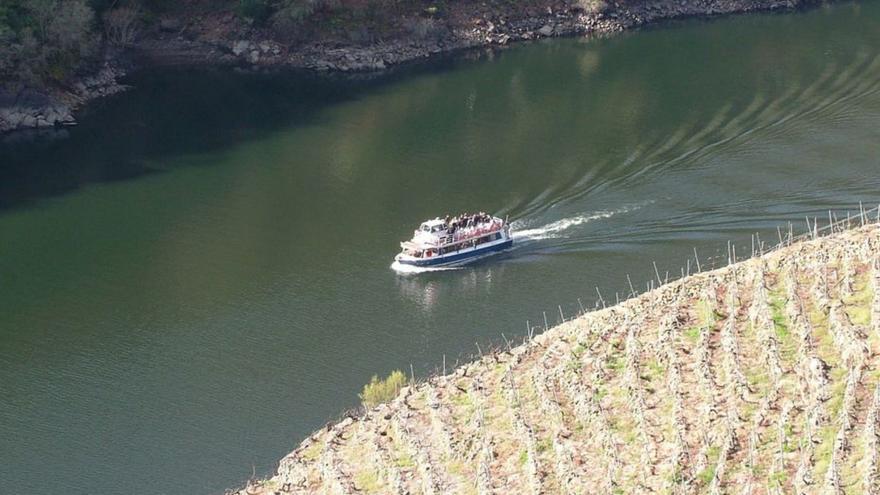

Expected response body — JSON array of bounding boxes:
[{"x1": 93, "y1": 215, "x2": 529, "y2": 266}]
[{"x1": 444, "y1": 212, "x2": 491, "y2": 234}]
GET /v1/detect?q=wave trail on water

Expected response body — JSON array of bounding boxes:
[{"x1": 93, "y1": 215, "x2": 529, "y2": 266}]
[
  {"x1": 390, "y1": 261, "x2": 464, "y2": 275},
  {"x1": 511, "y1": 202, "x2": 650, "y2": 241}
]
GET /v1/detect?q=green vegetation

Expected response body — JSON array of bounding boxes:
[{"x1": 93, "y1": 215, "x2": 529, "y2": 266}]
[
  {"x1": 354, "y1": 469, "x2": 382, "y2": 492},
  {"x1": 0, "y1": 0, "x2": 96, "y2": 84},
  {"x1": 683, "y1": 325, "x2": 702, "y2": 343},
  {"x1": 237, "y1": 0, "x2": 418, "y2": 28},
  {"x1": 359, "y1": 369, "x2": 408, "y2": 408},
  {"x1": 536, "y1": 437, "x2": 552, "y2": 453},
  {"x1": 697, "y1": 445, "x2": 722, "y2": 486},
  {"x1": 0, "y1": 0, "x2": 174, "y2": 86}
]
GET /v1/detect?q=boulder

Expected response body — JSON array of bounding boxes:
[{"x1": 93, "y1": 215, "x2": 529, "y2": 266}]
[
  {"x1": 232, "y1": 40, "x2": 251, "y2": 56},
  {"x1": 22, "y1": 114, "x2": 37, "y2": 128},
  {"x1": 44, "y1": 108, "x2": 58, "y2": 124},
  {"x1": 247, "y1": 50, "x2": 260, "y2": 64},
  {"x1": 8, "y1": 111, "x2": 24, "y2": 126},
  {"x1": 538, "y1": 24, "x2": 554, "y2": 36}
]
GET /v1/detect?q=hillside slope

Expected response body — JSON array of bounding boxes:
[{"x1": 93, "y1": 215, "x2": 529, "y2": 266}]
[{"x1": 237, "y1": 220, "x2": 880, "y2": 494}]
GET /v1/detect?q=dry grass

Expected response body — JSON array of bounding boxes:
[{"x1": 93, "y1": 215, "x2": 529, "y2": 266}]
[{"x1": 237, "y1": 223, "x2": 880, "y2": 495}]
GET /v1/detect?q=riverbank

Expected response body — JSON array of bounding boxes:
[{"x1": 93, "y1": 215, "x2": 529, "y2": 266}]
[
  {"x1": 235, "y1": 218, "x2": 880, "y2": 493},
  {"x1": 0, "y1": 0, "x2": 821, "y2": 134}
]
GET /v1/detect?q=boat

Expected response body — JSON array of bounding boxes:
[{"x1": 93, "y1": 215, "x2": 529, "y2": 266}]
[{"x1": 394, "y1": 212, "x2": 513, "y2": 267}]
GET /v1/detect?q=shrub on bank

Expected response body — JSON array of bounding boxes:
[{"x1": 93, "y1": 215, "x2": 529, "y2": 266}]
[
  {"x1": 0, "y1": 0, "x2": 97, "y2": 85},
  {"x1": 359, "y1": 369, "x2": 408, "y2": 408}
]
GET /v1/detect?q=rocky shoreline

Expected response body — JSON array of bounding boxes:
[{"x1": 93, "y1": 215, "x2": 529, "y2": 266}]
[
  {"x1": 0, "y1": 62, "x2": 128, "y2": 135},
  {"x1": 0, "y1": 0, "x2": 818, "y2": 134},
  {"x1": 281, "y1": 0, "x2": 812, "y2": 72}
]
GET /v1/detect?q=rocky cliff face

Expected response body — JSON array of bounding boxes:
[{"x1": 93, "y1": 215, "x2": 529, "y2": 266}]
[
  {"x1": 234, "y1": 219, "x2": 880, "y2": 494},
  {"x1": 1, "y1": 0, "x2": 820, "y2": 135}
]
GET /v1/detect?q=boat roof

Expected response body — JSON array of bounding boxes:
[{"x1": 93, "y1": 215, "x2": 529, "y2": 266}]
[{"x1": 421, "y1": 218, "x2": 446, "y2": 227}]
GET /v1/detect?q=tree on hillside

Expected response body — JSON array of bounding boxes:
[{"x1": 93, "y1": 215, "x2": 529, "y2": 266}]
[
  {"x1": 0, "y1": 0, "x2": 97, "y2": 85},
  {"x1": 103, "y1": 5, "x2": 141, "y2": 46}
]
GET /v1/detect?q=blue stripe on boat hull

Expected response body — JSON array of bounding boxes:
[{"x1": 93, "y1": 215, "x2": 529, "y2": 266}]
[{"x1": 397, "y1": 239, "x2": 513, "y2": 267}]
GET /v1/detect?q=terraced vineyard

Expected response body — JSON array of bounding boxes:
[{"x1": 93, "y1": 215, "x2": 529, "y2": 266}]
[{"x1": 239, "y1": 222, "x2": 880, "y2": 494}]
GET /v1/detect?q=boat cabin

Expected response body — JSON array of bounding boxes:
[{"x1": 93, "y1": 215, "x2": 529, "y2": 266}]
[
  {"x1": 419, "y1": 219, "x2": 447, "y2": 234},
  {"x1": 394, "y1": 212, "x2": 512, "y2": 267}
]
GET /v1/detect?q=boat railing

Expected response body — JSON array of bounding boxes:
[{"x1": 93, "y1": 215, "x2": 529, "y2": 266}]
[{"x1": 434, "y1": 221, "x2": 503, "y2": 247}]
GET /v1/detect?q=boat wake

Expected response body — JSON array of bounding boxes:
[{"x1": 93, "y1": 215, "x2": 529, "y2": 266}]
[
  {"x1": 391, "y1": 203, "x2": 648, "y2": 273},
  {"x1": 390, "y1": 261, "x2": 463, "y2": 275},
  {"x1": 511, "y1": 203, "x2": 649, "y2": 241}
]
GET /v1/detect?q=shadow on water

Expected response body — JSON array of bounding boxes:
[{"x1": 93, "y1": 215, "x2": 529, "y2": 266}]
[
  {"x1": 0, "y1": 45, "x2": 531, "y2": 211},
  {"x1": 0, "y1": 2, "x2": 835, "y2": 212}
]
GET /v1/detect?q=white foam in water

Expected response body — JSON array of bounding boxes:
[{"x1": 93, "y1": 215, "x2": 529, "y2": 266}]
[
  {"x1": 512, "y1": 203, "x2": 647, "y2": 241},
  {"x1": 390, "y1": 261, "x2": 462, "y2": 274}
]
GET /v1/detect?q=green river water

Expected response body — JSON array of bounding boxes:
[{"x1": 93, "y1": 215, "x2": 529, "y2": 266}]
[{"x1": 1, "y1": 2, "x2": 879, "y2": 493}]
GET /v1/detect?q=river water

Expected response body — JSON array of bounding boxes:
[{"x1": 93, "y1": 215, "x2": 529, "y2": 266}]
[{"x1": 2, "y1": 2, "x2": 879, "y2": 493}]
